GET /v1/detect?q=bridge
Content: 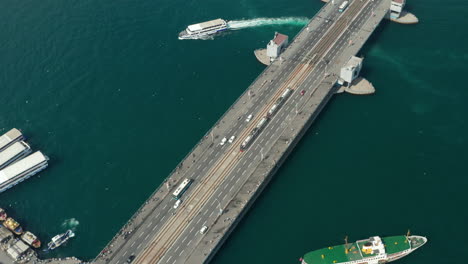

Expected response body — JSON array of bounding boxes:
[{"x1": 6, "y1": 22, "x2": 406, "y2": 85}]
[{"x1": 94, "y1": 0, "x2": 394, "y2": 263}]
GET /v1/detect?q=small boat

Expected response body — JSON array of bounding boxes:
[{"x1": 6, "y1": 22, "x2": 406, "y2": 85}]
[
  {"x1": 3, "y1": 217, "x2": 23, "y2": 235},
  {"x1": 47, "y1": 230, "x2": 75, "y2": 250},
  {"x1": 0, "y1": 208, "x2": 7, "y2": 221},
  {"x1": 21, "y1": 231, "x2": 41, "y2": 248}
]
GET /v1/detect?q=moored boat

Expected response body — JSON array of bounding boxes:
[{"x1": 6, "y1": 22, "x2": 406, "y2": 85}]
[
  {"x1": 300, "y1": 234, "x2": 427, "y2": 264},
  {"x1": 0, "y1": 208, "x2": 6, "y2": 221},
  {"x1": 47, "y1": 229, "x2": 75, "y2": 250},
  {"x1": 21, "y1": 231, "x2": 41, "y2": 248},
  {"x1": 3, "y1": 217, "x2": 23, "y2": 235}
]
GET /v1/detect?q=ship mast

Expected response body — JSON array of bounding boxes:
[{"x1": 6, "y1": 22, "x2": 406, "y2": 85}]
[{"x1": 405, "y1": 229, "x2": 411, "y2": 243}]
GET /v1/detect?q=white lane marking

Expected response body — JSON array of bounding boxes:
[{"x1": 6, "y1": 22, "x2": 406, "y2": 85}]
[
  {"x1": 188, "y1": 239, "x2": 192, "y2": 245},
  {"x1": 147, "y1": 222, "x2": 153, "y2": 228},
  {"x1": 163, "y1": 204, "x2": 167, "y2": 209},
  {"x1": 139, "y1": 232, "x2": 144, "y2": 238},
  {"x1": 209, "y1": 211, "x2": 214, "y2": 218},
  {"x1": 145, "y1": 234, "x2": 150, "y2": 240},
  {"x1": 242, "y1": 170, "x2": 246, "y2": 176},
  {"x1": 153, "y1": 225, "x2": 158, "y2": 231},
  {"x1": 137, "y1": 244, "x2": 141, "y2": 249},
  {"x1": 179, "y1": 249, "x2": 185, "y2": 256},
  {"x1": 182, "y1": 236, "x2": 188, "y2": 243},
  {"x1": 166, "y1": 256, "x2": 172, "y2": 263},
  {"x1": 175, "y1": 245, "x2": 180, "y2": 252},
  {"x1": 123, "y1": 250, "x2": 128, "y2": 256},
  {"x1": 190, "y1": 226, "x2": 195, "y2": 233},
  {"x1": 131, "y1": 241, "x2": 136, "y2": 247},
  {"x1": 196, "y1": 217, "x2": 202, "y2": 224},
  {"x1": 229, "y1": 185, "x2": 235, "y2": 193}
]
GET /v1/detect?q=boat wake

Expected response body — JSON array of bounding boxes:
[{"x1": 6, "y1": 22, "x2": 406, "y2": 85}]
[
  {"x1": 227, "y1": 17, "x2": 309, "y2": 30},
  {"x1": 61, "y1": 218, "x2": 79, "y2": 231}
]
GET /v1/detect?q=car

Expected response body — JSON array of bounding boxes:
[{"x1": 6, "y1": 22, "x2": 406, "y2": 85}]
[
  {"x1": 245, "y1": 114, "x2": 253, "y2": 122},
  {"x1": 228, "y1": 136, "x2": 235, "y2": 143},
  {"x1": 127, "y1": 255, "x2": 136, "y2": 263},
  {"x1": 220, "y1": 137, "x2": 227, "y2": 146},
  {"x1": 174, "y1": 199, "x2": 181, "y2": 209},
  {"x1": 200, "y1": 226, "x2": 208, "y2": 234},
  {"x1": 300, "y1": 90, "x2": 306, "y2": 96}
]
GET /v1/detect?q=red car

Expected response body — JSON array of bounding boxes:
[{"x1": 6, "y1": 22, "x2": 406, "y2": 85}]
[{"x1": 300, "y1": 90, "x2": 305, "y2": 96}]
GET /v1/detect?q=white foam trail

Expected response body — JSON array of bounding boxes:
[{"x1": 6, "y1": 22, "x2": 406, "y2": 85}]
[
  {"x1": 61, "y1": 218, "x2": 80, "y2": 231},
  {"x1": 227, "y1": 17, "x2": 309, "y2": 30}
]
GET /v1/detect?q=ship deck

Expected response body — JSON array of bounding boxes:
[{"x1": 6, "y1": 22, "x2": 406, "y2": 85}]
[{"x1": 303, "y1": 236, "x2": 412, "y2": 264}]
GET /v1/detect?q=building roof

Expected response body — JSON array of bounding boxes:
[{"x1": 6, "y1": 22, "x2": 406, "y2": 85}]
[
  {"x1": 0, "y1": 225, "x2": 13, "y2": 240},
  {"x1": 7, "y1": 239, "x2": 29, "y2": 260},
  {"x1": 273, "y1": 33, "x2": 288, "y2": 45},
  {"x1": 344, "y1": 56, "x2": 363, "y2": 68}
]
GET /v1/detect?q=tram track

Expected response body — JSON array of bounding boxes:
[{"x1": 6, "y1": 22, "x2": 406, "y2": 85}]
[{"x1": 134, "y1": 1, "x2": 371, "y2": 263}]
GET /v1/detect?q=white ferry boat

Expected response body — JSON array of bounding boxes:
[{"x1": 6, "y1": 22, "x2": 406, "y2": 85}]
[
  {"x1": 47, "y1": 230, "x2": 75, "y2": 250},
  {"x1": 178, "y1": 18, "x2": 228, "y2": 39},
  {"x1": 0, "y1": 151, "x2": 48, "y2": 193}
]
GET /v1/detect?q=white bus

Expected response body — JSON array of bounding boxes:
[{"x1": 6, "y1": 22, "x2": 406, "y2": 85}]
[
  {"x1": 339, "y1": 1, "x2": 349, "y2": 12},
  {"x1": 172, "y1": 178, "x2": 193, "y2": 200}
]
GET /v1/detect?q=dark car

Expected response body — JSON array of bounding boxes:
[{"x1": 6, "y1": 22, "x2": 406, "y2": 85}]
[{"x1": 127, "y1": 255, "x2": 136, "y2": 263}]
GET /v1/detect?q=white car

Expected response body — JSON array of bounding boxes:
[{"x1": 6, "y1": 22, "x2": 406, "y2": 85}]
[
  {"x1": 220, "y1": 137, "x2": 227, "y2": 146},
  {"x1": 200, "y1": 226, "x2": 208, "y2": 234},
  {"x1": 173, "y1": 200, "x2": 181, "y2": 209},
  {"x1": 228, "y1": 136, "x2": 235, "y2": 143},
  {"x1": 245, "y1": 114, "x2": 253, "y2": 122}
]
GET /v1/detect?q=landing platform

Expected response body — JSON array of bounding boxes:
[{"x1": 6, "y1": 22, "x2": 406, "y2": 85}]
[
  {"x1": 391, "y1": 11, "x2": 419, "y2": 24},
  {"x1": 254, "y1": 49, "x2": 270, "y2": 66},
  {"x1": 346, "y1": 77, "x2": 375, "y2": 95}
]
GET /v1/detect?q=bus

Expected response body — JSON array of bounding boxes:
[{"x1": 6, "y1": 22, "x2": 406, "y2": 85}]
[
  {"x1": 172, "y1": 178, "x2": 193, "y2": 200},
  {"x1": 339, "y1": 1, "x2": 349, "y2": 12}
]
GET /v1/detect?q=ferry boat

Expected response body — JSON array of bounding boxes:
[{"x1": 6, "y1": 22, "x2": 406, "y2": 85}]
[
  {"x1": 47, "y1": 230, "x2": 75, "y2": 250},
  {"x1": 21, "y1": 231, "x2": 41, "y2": 248},
  {"x1": 0, "y1": 208, "x2": 6, "y2": 221},
  {"x1": 178, "y1": 18, "x2": 228, "y2": 39},
  {"x1": 0, "y1": 151, "x2": 49, "y2": 194},
  {"x1": 3, "y1": 217, "x2": 24, "y2": 235},
  {"x1": 300, "y1": 234, "x2": 427, "y2": 264}
]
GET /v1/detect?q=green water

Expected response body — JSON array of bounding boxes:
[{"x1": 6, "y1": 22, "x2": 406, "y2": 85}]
[{"x1": 0, "y1": 0, "x2": 466, "y2": 263}]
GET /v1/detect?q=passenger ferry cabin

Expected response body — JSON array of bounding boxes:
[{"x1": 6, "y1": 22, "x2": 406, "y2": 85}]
[
  {"x1": 0, "y1": 141, "x2": 32, "y2": 170},
  {"x1": 0, "y1": 151, "x2": 48, "y2": 193},
  {"x1": 0, "y1": 128, "x2": 23, "y2": 152},
  {"x1": 179, "y1": 19, "x2": 228, "y2": 39}
]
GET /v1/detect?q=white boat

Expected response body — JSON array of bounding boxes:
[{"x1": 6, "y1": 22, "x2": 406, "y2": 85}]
[
  {"x1": 47, "y1": 230, "x2": 75, "y2": 250},
  {"x1": 178, "y1": 19, "x2": 228, "y2": 39}
]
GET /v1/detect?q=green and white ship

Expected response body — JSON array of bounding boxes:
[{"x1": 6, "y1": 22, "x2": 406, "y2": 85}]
[{"x1": 300, "y1": 235, "x2": 427, "y2": 264}]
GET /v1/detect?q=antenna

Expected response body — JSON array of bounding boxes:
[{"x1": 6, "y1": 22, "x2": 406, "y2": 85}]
[{"x1": 344, "y1": 235, "x2": 349, "y2": 254}]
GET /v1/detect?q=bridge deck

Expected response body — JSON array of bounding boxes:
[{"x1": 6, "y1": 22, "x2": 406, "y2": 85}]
[{"x1": 94, "y1": 1, "x2": 391, "y2": 264}]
